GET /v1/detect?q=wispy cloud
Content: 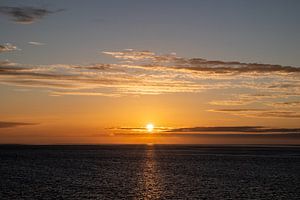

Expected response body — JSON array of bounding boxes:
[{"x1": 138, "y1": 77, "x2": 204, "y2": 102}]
[
  {"x1": 104, "y1": 49, "x2": 300, "y2": 74},
  {"x1": 103, "y1": 49, "x2": 157, "y2": 61},
  {"x1": 28, "y1": 41, "x2": 45, "y2": 46},
  {"x1": 209, "y1": 93, "x2": 297, "y2": 106},
  {"x1": 267, "y1": 101, "x2": 300, "y2": 108},
  {"x1": 210, "y1": 109, "x2": 300, "y2": 119},
  {"x1": 1, "y1": 50, "x2": 299, "y2": 96},
  {"x1": 0, "y1": 43, "x2": 19, "y2": 53},
  {"x1": 0, "y1": 6, "x2": 64, "y2": 24},
  {"x1": 166, "y1": 126, "x2": 300, "y2": 133},
  {"x1": 0, "y1": 60, "x2": 205, "y2": 94},
  {"x1": 1, "y1": 49, "x2": 300, "y2": 118},
  {"x1": 0, "y1": 121, "x2": 37, "y2": 128},
  {"x1": 51, "y1": 91, "x2": 121, "y2": 97}
]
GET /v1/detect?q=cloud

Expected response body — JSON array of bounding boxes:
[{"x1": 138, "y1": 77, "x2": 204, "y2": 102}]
[
  {"x1": 166, "y1": 126, "x2": 300, "y2": 133},
  {"x1": 111, "y1": 125, "x2": 300, "y2": 134},
  {"x1": 210, "y1": 109, "x2": 300, "y2": 119},
  {"x1": 209, "y1": 93, "x2": 298, "y2": 106},
  {"x1": 178, "y1": 60, "x2": 300, "y2": 74},
  {"x1": 103, "y1": 49, "x2": 156, "y2": 61},
  {"x1": 0, "y1": 43, "x2": 19, "y2": 53},
  {"x1": 1, "y1": 49, "x2": 300, "y2": 119},
  {"x1": 209, "y1": 94, "x2": 271, "y2": 106},
  {"x1": 28, "y1": 41, "x2": 45, "y2": 46},
  {"x1": 51, "y1": 91, "x2": 121, "y2": 97},
  {"x1": 268, "y1": 101, "x2": 300, "y2": 108},
  {"x1": 107, "y1": 132, "x2": 300, "y2": 140},
  {"x1": 0, "y1": 60, "x2": 205, "y2": 94},
  {"x1": 1, "y1": 50, "x2": 299, "y2": 96},
  {"x1": 0, "y1": 121, "x2": 37, "y2": 128},
  {"x1": 108, "y1": 126, "x2": 170, "y2": 132},
  {"x1": 104, "y1": 50, "x2": 300, "y2": 74},
  {"x1": 108, "y1": 126, "x2": 300, "y2": 140},
  {"x1": 0, "y1": 6, "x2": 64, "y2": 24}
]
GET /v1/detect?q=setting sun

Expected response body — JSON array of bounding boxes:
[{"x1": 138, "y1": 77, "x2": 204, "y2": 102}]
[{"x1": 146, "y1": 123, "x2": 154, "y2": 133}]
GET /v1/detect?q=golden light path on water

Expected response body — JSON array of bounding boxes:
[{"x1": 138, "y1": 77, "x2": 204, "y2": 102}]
[{"x1": 135, "y1": 145, "x2": 164, "y2": 199}]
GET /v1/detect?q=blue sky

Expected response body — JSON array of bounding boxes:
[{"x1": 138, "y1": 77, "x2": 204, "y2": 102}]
[{"x1": 1, "y1": 0, "x2": 300, "y2": 66}]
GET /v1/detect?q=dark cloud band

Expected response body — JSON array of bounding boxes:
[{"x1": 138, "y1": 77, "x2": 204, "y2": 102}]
[
  {"x1": 0, "y1": 121, "x2": 37, "y2": 128},
  {"x1": 166, "y1": 126, "x2": 300, "y2": 133},
  {"x1": 0, "y1": 6, "x2": 64, "y2": 24}
]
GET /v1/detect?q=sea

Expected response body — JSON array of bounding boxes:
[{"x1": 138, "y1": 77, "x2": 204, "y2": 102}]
[{"x1": 0, "y1": 145, "x2": 299, "y2": 199}]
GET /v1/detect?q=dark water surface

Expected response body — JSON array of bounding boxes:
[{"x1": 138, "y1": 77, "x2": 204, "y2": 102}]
[{"x1": 0, "y1": 145, "x2": 299, "y2": 199}]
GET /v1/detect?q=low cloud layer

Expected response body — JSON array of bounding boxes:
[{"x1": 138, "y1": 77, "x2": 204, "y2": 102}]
[
  {"x1": 0, "y1": 6, "x2": 63, "y2": 24},
  {"x1": 0, "y1": 121, "x2": 36, "y2": 128},
  {"x1": 111, "y1": 125, "x2": 300, "y2": 134},
  {"x1": 109, "y1": 126, "x2": 300, "y2": 139},
  {"x1": 167, "y1": 126, "x2": 300, "y2": 133},
  {"x1": 1, "y1": 49, "x2": 300, "y2": 118},
  {"x1": 110, "y1": 132, "x2": 300, "y2": 139}
]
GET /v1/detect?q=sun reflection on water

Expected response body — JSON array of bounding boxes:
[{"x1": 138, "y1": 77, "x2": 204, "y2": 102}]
[{"x1": 135, "y1": 145, "x2": 163, "y2": 199}]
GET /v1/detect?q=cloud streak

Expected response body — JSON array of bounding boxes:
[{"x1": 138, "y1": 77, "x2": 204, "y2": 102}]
[
  {"x1": 268, "y1": 101, "x2": 300, "y2": 108},
  {"x1": 111, "y1": 125, "x2": 300, "y2": 134},
  {"x1": 1, "y1": 50, "x2": 299, "y2": 93},
  {"x1": 109, "y1": 126, "x2": 300, "y2": 140},
  {"x1": 166, "y1": 126, "x2": 300, "y2": 133},
  {"x1": 0, "y1": 6, "x2": 64, "y2": 24},
  {"x1": 104, "y1": 49, "x2": 300, "y2": 74},
  {"x1": 112, "y1": 132, "x2": 300, "y2": 139},
  {"x1": 1, "y1": 49, "x2": 300, "y2": 118},
  {"x1": 0, "y1": 43, "x2": 19, "y2": 53},
  {"x1": 210, "y1": 109, "x2": 300, "y2": 119},
  {"x1": 28, "y1": 41, "x2": 45, "y2": 46},
  {"x1": 0, "y1": 121, "x2": 37, "y2": 128}
]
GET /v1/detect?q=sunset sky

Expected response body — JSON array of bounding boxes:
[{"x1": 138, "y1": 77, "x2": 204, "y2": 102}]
[{"x1": 1, "y1": 0, "x2": 300, "y2": 144}]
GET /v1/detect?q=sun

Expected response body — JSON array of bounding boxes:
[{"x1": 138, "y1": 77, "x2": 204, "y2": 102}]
[{"x1": 146, "y1": 123, "x2": 154, "y2": 133}]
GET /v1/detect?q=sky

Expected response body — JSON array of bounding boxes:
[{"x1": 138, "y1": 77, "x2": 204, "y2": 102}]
[{"x1": 0, "y1": 0, "x2": 300, "y2": 144}]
